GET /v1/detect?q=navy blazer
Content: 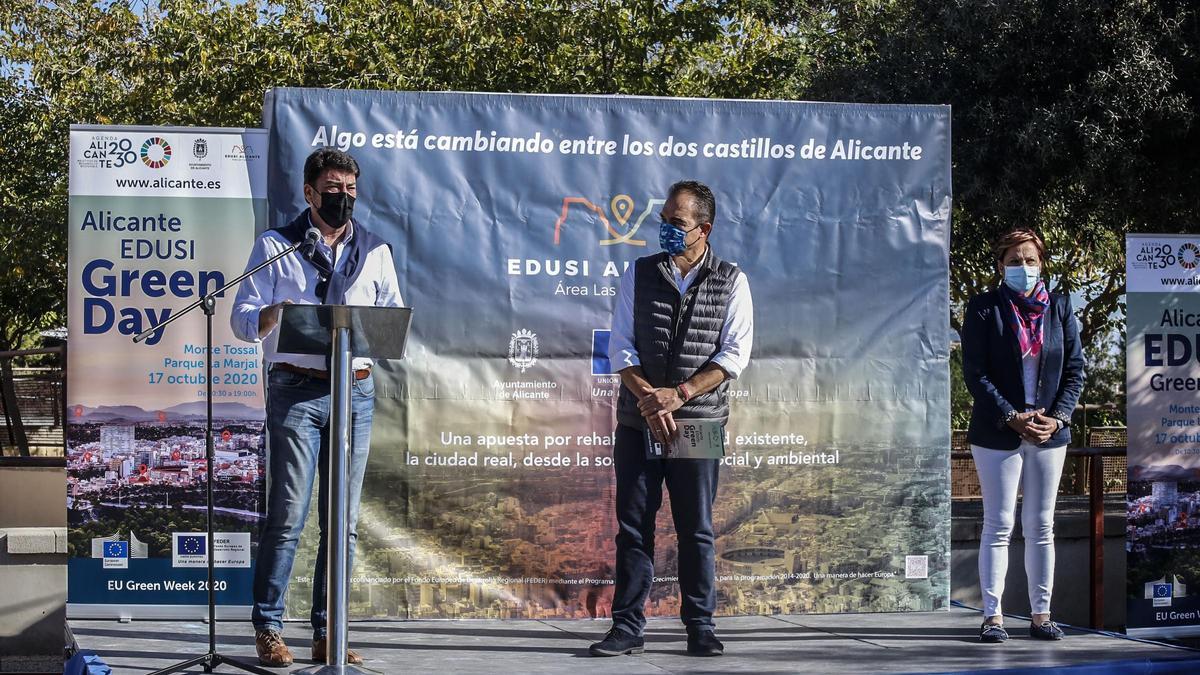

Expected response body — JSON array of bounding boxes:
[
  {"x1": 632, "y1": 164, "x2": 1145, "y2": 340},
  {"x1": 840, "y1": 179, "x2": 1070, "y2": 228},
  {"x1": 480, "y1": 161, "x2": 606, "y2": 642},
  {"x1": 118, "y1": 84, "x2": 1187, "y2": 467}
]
[{"x1": 961, "y1": 288, "x2": 1085, "y2": 450}]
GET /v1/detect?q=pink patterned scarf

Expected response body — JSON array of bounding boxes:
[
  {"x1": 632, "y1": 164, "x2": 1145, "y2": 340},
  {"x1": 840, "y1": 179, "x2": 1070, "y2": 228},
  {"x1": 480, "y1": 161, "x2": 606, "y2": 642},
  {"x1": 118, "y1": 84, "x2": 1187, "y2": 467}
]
[{"x1": 1001, "y1": 281, "x2": 1049, "y2": 358}]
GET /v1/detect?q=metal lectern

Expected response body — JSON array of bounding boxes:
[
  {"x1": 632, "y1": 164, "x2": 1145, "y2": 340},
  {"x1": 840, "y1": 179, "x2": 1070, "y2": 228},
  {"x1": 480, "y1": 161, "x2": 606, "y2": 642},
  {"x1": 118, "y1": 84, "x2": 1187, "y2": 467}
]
[{"x1": 277, "y1": 304, "x2": 412, "y2": 674}]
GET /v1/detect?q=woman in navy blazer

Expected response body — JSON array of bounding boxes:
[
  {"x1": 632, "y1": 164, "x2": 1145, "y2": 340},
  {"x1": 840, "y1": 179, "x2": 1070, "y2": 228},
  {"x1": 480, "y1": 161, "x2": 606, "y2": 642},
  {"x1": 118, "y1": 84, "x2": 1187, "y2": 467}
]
[{"x1": 961, "y1": 228, "x2": 1085, "y2": 644}]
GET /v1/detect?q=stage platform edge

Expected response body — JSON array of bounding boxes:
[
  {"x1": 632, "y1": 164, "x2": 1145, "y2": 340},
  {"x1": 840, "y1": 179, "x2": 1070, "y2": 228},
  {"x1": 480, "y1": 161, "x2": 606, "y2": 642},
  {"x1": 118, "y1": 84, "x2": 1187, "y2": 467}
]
[{"x1": 69, "y1": 605, "x2": 1200, "y2": 674}]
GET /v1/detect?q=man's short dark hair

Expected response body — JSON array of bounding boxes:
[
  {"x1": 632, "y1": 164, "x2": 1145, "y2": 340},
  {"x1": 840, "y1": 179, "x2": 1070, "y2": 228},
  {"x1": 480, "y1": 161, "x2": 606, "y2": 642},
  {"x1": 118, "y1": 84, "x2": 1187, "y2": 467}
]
[
  {"x1": 668, "y1": 180, "x2": 716, "y2": 226},
  {"x1": 304, "y1": 148, "x2": 360, "y2": 186}
]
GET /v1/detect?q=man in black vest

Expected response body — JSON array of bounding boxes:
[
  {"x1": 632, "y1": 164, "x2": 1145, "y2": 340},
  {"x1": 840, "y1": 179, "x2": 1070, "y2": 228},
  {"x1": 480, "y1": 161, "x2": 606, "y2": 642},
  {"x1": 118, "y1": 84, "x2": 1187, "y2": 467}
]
[{"x1": 590, "y1": 180, "x2": 754, "y2": 657}]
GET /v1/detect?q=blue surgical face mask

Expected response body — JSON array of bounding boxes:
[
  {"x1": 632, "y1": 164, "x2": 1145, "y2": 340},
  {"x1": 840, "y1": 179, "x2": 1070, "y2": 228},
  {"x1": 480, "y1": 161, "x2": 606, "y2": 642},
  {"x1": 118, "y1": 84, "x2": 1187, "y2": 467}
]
[
  {"x1": 1003, "y1": 265, "x2": 1040, "y2": 293},
  {"x1": 659, "y1": 221, "x2": 690, "y2": 256}
]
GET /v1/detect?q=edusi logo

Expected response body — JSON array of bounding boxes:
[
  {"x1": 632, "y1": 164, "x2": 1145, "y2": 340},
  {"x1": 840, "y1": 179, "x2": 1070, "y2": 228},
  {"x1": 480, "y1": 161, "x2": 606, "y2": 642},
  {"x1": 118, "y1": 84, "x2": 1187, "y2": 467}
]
[
  {"x1": 224, "y1": 142, "x2": 262, "y2": 162},
  {"x1": 508, "y1": 329, "x2": 539, "y2": 372},
  {"x1": 140, "y1": 137, "x2": 172, "y2": 168},
  {"x1": 554, "y1": 195, "x2": 663, "y2": 247}
]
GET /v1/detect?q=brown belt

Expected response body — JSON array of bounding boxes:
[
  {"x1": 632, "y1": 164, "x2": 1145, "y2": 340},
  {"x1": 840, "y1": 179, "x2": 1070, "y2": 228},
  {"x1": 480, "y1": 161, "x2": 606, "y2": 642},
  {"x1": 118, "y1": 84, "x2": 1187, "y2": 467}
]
[{"x1": 274, "y1": 362, "x2": 371, "y2": 381}]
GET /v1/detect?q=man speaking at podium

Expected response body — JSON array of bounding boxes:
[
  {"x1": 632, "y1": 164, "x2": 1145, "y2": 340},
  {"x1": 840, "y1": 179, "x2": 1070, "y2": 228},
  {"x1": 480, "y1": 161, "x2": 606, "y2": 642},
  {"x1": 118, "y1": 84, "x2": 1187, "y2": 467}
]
[
  {"x1": 590, "y1": 180, "x2": 753, "y2": 658},
  {"x1": 231, "y1": 148, "x2": 402, "y2": 667}
]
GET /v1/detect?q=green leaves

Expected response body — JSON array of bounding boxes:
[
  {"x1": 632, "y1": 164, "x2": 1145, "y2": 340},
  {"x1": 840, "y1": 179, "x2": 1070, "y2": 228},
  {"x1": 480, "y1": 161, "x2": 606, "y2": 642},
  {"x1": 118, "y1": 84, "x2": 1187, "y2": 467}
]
[
  {"x1": 813, "y1": 1, "x2": 1200, "y2": 350},
  {"x1": 4, "y1": 0, "x2": 1199, "y2": 366},
  {"x1": 0, "y1": 1, "x2": 825, "y2": 350}
]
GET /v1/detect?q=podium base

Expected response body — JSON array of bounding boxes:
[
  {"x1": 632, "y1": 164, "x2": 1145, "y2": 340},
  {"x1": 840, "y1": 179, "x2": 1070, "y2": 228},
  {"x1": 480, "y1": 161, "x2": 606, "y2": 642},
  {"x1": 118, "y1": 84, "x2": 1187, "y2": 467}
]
[{"x1": 295, "y1": 665, "x2": 378, "y2": 675}]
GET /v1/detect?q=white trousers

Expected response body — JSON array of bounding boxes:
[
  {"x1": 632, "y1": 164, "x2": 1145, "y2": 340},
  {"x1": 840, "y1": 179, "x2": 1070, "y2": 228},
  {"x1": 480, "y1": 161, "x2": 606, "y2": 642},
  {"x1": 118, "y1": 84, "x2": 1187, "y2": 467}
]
[{"x1": 971, "y1": 442, "x2": 1067, "y2": 618}]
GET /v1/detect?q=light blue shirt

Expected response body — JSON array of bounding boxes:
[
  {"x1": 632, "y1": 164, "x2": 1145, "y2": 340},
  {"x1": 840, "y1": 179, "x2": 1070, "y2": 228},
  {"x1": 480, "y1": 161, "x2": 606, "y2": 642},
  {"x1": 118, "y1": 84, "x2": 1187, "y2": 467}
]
[
  {"x1": 230, "y1": 216, "x2": 403, "y2": 371},
  {"x1": 1022, "y1": 345, "x2": 1041, "y2": 406}
]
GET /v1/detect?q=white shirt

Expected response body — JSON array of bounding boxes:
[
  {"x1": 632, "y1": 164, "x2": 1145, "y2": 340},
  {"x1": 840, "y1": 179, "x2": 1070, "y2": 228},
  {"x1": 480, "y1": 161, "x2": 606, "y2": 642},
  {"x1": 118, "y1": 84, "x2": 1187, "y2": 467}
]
[
  {"x1": 608, "y1": 249, "x2": 754, "y2": 379},
  {"x1": 230, "y1": 218, "x2": 404, "y2": 371}
]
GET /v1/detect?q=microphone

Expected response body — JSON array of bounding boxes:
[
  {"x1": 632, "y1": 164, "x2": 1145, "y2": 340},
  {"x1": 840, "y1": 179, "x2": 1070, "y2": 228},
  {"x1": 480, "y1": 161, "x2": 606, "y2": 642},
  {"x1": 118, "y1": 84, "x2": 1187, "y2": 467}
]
[{"x1": 298, "y1": 226, "x2": 320, "y2": 260}]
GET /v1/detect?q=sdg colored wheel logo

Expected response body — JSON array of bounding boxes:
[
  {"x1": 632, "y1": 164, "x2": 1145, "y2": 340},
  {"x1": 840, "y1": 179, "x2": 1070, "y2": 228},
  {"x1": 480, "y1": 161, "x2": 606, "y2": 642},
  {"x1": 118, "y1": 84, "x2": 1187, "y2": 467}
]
[
  {"x1": 140, "y1": 136, "x2": 172, "y2": 168},
  {"x1": 1178, "y1": 242, "x2": 1200, "y2": 270}
]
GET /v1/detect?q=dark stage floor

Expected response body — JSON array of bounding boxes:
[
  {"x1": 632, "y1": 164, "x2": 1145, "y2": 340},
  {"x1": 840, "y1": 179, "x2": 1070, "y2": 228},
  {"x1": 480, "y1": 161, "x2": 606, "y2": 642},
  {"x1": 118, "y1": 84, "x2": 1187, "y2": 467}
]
[{"x1": 69, "y1": 606, "x2": 1200, "y2": 674}]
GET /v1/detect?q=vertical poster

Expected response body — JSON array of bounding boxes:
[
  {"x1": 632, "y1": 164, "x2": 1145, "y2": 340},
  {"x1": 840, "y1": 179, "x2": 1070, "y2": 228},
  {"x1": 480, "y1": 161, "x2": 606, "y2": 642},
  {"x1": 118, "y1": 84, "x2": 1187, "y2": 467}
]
[
  {"x1": 264, "y1": 89, "x2": 952, "y2": 620},
  {"x1": 1126, "y1": 233, "x2": 1200, "y2": 637},
  {"x1": 67, "y1": 126, "x2": 268, "y2": 618}
]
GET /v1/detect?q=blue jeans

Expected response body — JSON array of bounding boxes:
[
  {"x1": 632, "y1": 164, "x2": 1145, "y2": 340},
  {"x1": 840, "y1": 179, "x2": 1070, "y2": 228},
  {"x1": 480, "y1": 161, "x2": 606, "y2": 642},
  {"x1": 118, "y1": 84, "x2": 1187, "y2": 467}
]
[
  {"x1": 610, "y1": 423, "x2": 720, "y2": 636},
  {"x1": 252, "y1": 367, "x2": 374, "y2": 639}
]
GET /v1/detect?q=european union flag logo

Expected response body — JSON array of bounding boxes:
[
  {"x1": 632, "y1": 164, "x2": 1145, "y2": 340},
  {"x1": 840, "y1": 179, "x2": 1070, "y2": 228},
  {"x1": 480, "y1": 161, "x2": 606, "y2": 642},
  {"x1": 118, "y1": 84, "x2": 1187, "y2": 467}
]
[
  {"x1": 592, "y1": 329, "x2": 612, "y2": 376},
  {"x1": 1154, "y1": 583, "x2": 1172, "y2": 598},
  {"x1": 103, "y1": 541, "x2": 128, "y2": 558},
  {"x1": 178, "y1": 535, "x2": 206, "y2": 556}
]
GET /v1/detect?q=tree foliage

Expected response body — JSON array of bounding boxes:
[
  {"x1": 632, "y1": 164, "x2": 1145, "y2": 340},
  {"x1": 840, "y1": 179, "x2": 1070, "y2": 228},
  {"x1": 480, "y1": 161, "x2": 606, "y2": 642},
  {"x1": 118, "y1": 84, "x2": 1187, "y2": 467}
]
[
  {"x1": 0, "y1": 0, "x2": 823, "y2": 349},
  {"x1": 809, "y1": 0, "x2": 1200, "y2": 346},
  {"x1": 3, "y1": 0, "x2": 1199, "y2": 368},
  {"x1": 0, "y1": 73, "x2": 64, "y2": 350}
]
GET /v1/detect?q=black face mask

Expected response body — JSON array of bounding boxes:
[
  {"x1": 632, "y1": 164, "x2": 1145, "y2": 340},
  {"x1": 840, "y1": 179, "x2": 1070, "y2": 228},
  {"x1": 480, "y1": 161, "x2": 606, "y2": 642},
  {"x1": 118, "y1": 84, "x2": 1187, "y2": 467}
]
[{"x1": 316, "y1": 191, "x2": 354, "y2": 228}]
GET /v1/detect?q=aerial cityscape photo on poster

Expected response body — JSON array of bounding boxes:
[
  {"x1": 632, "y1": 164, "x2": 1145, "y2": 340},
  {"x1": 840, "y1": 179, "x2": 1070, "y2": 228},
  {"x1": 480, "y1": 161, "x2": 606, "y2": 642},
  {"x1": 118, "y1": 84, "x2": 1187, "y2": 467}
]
[{"x1": 66, "y1": 406, "x2": 264, "y2": 561}]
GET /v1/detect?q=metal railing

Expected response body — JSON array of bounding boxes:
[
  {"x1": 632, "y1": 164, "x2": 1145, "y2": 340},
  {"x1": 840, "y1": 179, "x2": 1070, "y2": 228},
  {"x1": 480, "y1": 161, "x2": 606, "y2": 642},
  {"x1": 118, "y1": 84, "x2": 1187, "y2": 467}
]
[
  {"x1": 952, "y1": 426, "x2": 1129, "y2": 498},
  {"x1": 0, "y1": 347, "x2": 66, "y2": 463}
]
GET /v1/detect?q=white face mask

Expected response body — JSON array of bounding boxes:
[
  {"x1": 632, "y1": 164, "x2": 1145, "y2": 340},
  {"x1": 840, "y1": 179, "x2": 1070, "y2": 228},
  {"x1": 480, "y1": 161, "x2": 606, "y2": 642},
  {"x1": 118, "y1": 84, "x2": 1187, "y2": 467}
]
[{"x1": 1003, "y1": 265, "x2": 1040, "y2": 293}]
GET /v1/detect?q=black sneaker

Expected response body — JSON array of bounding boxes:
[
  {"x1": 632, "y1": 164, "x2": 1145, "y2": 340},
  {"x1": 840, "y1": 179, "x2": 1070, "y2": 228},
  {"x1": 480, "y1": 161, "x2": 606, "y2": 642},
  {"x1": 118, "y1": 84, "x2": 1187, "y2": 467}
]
[
  {"x1": 980, "y1": 622, "x2": 1009, "y2": 643},
  {"x1": 589, "y1": 628, "x2": 645, "y2": 656},
  {"x1": 686, "y1": 630, "x2": 724, "y2": 656},
  {"x1": 1030, "y1": 620, "x2": 1065, "y2": 640}
]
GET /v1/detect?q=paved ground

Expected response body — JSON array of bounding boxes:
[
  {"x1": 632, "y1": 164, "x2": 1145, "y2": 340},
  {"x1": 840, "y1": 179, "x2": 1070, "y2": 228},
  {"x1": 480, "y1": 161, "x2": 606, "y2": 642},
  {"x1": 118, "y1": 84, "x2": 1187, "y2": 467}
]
[{"x1": 70, "y1": 606, "x2": 1200, "y2": 674}]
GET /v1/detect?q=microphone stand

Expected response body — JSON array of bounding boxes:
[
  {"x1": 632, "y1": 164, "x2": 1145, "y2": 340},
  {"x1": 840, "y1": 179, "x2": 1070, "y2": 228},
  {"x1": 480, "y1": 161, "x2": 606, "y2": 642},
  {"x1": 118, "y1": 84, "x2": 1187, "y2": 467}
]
[{"x1": 133, "y1": 237, "x2": 310, "y2": 675}]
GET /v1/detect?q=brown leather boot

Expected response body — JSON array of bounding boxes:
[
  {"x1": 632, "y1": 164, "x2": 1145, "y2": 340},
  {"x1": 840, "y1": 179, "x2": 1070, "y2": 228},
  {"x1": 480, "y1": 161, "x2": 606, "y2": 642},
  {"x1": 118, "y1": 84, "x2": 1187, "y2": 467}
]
[
  {"x1": 312, "y1": 637, "x2": 364, "y2": 665},
  {"x1": 255, "y1": 630, "x2": 294, "y2": 667}
]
